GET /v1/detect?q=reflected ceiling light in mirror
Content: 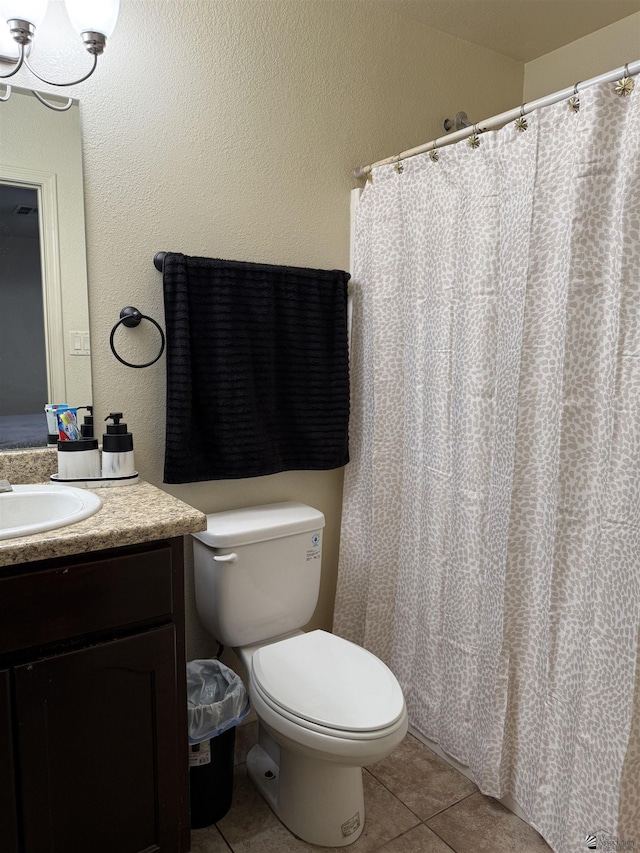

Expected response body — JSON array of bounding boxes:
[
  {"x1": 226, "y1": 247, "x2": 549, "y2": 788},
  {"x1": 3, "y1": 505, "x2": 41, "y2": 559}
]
[{"x1": 0, "y1": 0, "x2": 119, "y2": 111}]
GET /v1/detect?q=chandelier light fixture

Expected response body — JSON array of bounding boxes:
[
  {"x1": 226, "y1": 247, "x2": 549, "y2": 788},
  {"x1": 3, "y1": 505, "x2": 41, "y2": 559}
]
[{"x1": 0, "y1": 0, "x2": 119, "y2": 110}]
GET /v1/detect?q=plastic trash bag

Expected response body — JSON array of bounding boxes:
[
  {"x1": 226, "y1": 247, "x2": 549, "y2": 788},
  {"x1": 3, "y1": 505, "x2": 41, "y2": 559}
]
[{"x1": 187, "y1": 659, "x2": 250, "y2": 744}]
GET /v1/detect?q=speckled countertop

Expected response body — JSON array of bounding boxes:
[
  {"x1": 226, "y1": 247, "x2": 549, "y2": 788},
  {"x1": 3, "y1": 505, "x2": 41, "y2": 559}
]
[{"x1": 0, "y1": 450, "x2": 207, "y2": 567}]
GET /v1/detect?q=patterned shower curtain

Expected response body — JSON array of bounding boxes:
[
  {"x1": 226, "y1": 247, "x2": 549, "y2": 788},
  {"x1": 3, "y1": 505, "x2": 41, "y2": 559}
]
[{"x1": 334, "y1": 80, "x2": 640, "y2": 852}]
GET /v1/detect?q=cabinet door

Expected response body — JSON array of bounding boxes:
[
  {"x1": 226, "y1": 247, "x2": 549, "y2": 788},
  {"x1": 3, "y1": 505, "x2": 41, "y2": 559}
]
[
  {"x1": 0, "y1": 669, "x2": 19, "y2": 853},
  {"x1": 14, "y1": 626, "x2": 187, "y2": 853}
]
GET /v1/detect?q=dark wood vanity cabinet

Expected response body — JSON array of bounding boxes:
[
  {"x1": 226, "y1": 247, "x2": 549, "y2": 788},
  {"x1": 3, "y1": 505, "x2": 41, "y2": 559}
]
[{"x1": 0, "y1": 538, "x2": 190, "y2": 853}]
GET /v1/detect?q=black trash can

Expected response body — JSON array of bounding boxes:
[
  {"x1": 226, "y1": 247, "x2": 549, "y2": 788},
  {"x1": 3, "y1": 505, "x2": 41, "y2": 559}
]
[
  {"x1": 189, "y1": 727, "x2": 237, "y2": 827},
  {"x1": 187, "y1": 659, "x2": 249, "y2": 828}
]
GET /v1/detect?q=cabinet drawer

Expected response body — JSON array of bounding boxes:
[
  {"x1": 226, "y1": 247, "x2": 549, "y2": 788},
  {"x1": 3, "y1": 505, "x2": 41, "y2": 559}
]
[{"x1": 0, "y1": 544, "x2": 174, "y2": 655}]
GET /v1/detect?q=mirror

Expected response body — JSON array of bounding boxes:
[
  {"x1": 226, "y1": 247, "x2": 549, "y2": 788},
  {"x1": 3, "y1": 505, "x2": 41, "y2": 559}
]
[{"x1": 0, "y1": 86, "x2": 92, "y2": 450}]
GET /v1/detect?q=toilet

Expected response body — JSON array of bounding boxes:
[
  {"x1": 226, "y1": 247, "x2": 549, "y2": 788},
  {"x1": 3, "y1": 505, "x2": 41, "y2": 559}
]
[{"x1": 192, "y1": 501, "x2": 407, "y2": 847}]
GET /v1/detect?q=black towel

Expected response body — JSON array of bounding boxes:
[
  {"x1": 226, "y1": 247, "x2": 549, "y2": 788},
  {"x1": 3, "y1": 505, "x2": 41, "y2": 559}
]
[{"x1": 162, "y1": 253, "x2": 350, "y2": 483}]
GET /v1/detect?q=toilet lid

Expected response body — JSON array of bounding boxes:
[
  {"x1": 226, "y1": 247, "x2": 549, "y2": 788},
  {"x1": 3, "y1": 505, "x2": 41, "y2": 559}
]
[{"x1": 251, "y1": 630, "x2": 405, "y2": 733}]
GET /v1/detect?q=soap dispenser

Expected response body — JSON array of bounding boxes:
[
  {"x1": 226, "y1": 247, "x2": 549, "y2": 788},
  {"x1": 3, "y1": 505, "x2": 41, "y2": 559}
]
[
  {"x1": 80, "y1": 405, "x2": 94, "y2": 438},
  {"x1": 101, "y1": 412, "x2": 135, "y2": 478}
]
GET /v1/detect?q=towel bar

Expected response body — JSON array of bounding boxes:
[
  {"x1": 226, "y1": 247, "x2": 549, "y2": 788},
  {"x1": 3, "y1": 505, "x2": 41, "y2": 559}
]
[{"x1": 154, "y1": 252, "x2": 167, "y2": 272}]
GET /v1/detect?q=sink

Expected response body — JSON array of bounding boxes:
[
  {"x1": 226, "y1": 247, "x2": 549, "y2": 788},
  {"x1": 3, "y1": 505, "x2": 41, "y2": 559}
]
[{"x1": 0, "y1": 484, "x2": 103, "y2": 541}]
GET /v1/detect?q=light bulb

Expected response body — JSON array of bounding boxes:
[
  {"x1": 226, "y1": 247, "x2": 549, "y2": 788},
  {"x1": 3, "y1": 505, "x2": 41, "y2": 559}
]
[
  {"x1": 0, "y1": 0, "x2": 48, "y2": 28},
  {"x1": 0, "y1": 19, "x2": 20, "y2": 57},
  {"x1": 64, "y1": 0, "x2": 119, "y2": 39}
]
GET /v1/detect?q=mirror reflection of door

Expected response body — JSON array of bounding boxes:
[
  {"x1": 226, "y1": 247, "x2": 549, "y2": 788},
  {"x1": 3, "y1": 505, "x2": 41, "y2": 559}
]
[{"x1": 0, "y1": 183, "x2": 49, "y2": 449}]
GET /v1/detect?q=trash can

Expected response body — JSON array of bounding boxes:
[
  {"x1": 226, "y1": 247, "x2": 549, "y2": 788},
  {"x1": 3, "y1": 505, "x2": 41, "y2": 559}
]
[{"x1": 187, "y1": 659, "x2": 250, "y2": 828}]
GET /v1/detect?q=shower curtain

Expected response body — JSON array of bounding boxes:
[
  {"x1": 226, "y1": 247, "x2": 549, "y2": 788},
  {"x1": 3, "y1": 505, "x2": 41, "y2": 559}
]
[{"x1": 334, "y1": 80, "x2": 640, "y2": 852}]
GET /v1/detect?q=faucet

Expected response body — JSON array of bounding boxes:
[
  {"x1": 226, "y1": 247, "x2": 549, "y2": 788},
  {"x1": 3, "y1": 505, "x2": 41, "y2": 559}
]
[{"x1": 0, "y1": 479, "x2": 13, "y2": 493}]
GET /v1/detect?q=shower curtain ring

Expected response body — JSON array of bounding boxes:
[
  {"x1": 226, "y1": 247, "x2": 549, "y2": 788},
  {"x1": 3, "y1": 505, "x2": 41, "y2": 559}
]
[
  {"x1": 394, "y1": 154, "x2": 404, "y2": 173},
  {"x1": 468, "y1": 124, "x2": 481, "y2": 149},
  {"x1": 569, "y1": 81, "x2": 581, "y2": 112},
  {"x1": 615, "y1": 63, "x2": 634, "y2": 96},
  {"x1": 429, "y1": 142, "x2": 439, "y2": 162},
  {"x1": 514, "y1": 104, "x2": 528, "y2": 132}
]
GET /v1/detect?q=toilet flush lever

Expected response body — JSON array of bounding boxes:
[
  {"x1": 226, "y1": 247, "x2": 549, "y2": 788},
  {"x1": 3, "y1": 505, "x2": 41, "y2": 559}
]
[{"x1": 213, "y1": 552, "x2": 238, "y2": 563}]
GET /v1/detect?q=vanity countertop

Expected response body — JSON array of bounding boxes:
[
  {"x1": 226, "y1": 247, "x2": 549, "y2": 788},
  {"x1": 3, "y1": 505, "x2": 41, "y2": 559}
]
[{"x1": 0, "y1": 480, "x2": 207, "y2": 568}]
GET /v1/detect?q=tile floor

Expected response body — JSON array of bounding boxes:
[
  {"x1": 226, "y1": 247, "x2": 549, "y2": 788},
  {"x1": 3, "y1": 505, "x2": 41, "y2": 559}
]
[{"x1": 190, "y1": 720, "x2": 553, "y2": 853}]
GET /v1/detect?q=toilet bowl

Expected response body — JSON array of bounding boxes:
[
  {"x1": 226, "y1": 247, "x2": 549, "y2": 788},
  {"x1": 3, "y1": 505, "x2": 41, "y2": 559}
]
[
  {"x1": 191, "y1": 502, "x2": 407, "y2": 847},
  {"x1": 238, "y1": 630, "x2": 408, "y2": 847}
]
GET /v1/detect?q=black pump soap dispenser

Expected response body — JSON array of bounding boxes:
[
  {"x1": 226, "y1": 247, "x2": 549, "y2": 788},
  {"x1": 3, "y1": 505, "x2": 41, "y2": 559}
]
[
  {"x1": 80, "y1": 405, "x2": 94, "y2": 438},
  {"x1": 101, "y1": 412, "x2": 135, "y2": 478}
]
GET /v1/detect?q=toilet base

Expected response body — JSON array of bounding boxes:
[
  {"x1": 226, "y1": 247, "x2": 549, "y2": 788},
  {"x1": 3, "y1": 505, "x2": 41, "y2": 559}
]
[{"x1": 246, "y1": 740, "x2": 365, "y2": 847}]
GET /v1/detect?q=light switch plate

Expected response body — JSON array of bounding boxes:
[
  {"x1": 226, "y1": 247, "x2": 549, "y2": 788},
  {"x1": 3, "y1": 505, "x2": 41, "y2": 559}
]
[{"x1": 69, "y1": 331, "x2": 91, "y2": 356}]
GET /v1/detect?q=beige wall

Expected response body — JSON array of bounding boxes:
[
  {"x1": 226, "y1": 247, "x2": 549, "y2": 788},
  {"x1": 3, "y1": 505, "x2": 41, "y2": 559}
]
[
  {"x1": 524, "y1": 11, "x2": 640, "y2": 100},
  {"x1": 6, "y1": 0, "x2": 522, "y2": 658}
]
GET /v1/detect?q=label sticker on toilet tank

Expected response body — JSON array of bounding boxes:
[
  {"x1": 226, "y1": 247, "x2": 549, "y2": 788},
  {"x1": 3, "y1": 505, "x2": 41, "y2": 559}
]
[
  {"x1": 189, "y1": 740, "x2": 211, "y2": 767},
  {"x1": 306, "y1": 534, "x2": 321, "y2": 562},
  {"x1": 341, "y1": 811, "x2": 361, "y2": 837}
]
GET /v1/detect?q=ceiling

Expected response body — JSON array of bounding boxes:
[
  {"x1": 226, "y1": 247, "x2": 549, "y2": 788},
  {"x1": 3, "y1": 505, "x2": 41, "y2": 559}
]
[{"x1": 383, "y1": 0, "x2": 640, "y2": 62}]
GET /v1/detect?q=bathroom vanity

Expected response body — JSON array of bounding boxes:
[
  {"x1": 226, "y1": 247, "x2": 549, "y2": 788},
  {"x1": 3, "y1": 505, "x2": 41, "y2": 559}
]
[{"x1": 0, "y1": 456, "x2": 206, "y2": 853}]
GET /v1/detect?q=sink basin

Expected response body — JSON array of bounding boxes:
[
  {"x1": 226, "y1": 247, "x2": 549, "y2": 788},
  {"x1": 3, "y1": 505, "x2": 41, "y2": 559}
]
[{"x1": 0, "y1": 484, "x2": 102, "y2": 541}]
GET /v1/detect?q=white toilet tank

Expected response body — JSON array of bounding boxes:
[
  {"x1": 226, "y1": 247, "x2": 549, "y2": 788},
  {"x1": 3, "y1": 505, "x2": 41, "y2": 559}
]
[{"x1": 192, "y1": 502, "x2": 325, "y2": 648}]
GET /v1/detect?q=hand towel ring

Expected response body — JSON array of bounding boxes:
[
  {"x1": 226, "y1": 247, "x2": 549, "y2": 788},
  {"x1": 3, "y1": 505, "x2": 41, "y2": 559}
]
[{"x1": 110, "y1": 306, "x2": 166, "y2": 369}]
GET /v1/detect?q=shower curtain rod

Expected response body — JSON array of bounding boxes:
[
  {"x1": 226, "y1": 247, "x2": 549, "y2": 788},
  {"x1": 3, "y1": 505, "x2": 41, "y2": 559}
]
[{"x1": 353, "y1": 59, "x2": 640, "y2": 178}]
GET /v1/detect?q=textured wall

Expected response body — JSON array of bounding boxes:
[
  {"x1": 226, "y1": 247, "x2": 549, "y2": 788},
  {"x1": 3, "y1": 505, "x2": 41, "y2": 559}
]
[
  {"x1": 524, "y1": 11, "x2": 640, "y2": 100},
  {"x1": 5, "y1": 0, "x2": 522, "y2": 658}
]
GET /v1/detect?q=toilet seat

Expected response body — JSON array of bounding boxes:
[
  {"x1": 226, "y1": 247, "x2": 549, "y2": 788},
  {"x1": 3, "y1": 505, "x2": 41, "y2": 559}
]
[
  {"x1": 250, "y1": 675, "x2": 407, "y2": 743},
  {"x1": 250, "y1": 630, "x2": 405, "y2": 735}
]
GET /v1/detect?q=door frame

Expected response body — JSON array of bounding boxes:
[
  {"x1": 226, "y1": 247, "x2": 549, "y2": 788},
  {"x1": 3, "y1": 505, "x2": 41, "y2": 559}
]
[{"x1": 1, "y1": 166, "x2": 66, "y2": 403}]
